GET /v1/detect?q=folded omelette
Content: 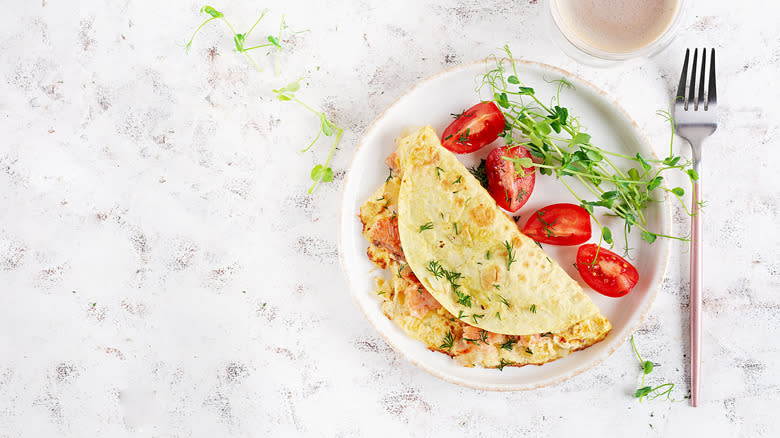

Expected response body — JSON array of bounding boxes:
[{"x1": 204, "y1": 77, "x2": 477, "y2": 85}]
[{"x1": 360, "y1": 126, "x2": 611, "y2": 368}]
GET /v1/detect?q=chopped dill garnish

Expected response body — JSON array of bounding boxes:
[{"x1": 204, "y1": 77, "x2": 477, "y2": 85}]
[
  {"x1": 525, "y1": 347, "x2": 533, "y2": 355},
  {"x1": 498, "y1": 358, "x2": 514, "y2": 371},
  {"x1": 440, "y1": 331, "x2": 455, "y2": 350},
  {"x1": 455, "y1": 290, "x2": 471, "y2": 307},
  {"x1": 471, "y1": 313, "x2": 484, "y2": 324},
  {"x1": 426, "y1": 260, "x2": 444, "y2": 278},
  {"x1": 418, "y1": 222, "x2": 434, "y2": 233},
  {"x1": 458, "y1": 128, "x2": 471, "y2": 144},
  {"x1": 529, "y1": 304, "x2": 536, "y2": 314},
  {"x1": 469, "y1": 159, "x2": 488, "y2": 188},
  {"x1": 500, "y1": 339, "x2": 518, "y2": 351},
  {"x1": 504, "y1": 240, "x2": 516, "y2": 271}
]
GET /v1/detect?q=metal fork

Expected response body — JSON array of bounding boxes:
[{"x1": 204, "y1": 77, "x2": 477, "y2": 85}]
[{"x1": 673, "y1": 48, "x2": 717, "y2": 407}]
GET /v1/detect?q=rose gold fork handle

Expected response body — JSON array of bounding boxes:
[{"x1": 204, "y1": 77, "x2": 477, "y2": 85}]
[{"x1": 690, "y1": 163, "x2": 702, "y2": 407}]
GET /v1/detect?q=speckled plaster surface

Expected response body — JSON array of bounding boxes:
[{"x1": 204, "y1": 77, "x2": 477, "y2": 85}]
[{"x1": 0, "y1": 0, "x2": 778, "y2": 436}]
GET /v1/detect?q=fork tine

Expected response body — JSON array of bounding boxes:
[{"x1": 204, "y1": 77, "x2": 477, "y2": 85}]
[
  {"x1": 688, "y1": 48, "x2": 698, "y2": 111},
  {"x1": 697, "y1": 48, "x2": 706, "y2": 110},
  {"x1": 677, "y1": 49, "x2": 689, "y2": 106},
  {"x1": 707, "y1": 49, "x2": 717, "y2": 110}
]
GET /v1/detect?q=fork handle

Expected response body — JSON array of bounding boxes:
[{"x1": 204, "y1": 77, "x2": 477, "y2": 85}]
[{"x1": 690, "y1": 148, "x2": 703, "y2": 407}]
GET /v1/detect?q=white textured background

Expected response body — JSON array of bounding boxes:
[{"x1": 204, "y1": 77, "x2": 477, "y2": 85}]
[{"x1": 1, "y1": 0, "x2": 778, "y2": 436}]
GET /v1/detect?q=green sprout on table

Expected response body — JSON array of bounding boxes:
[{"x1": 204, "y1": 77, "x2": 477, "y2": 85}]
[
  {"x1": 183, "y1": 5, "x2": 342, "y2": 193},
  {"x1": 631, "y1": 335, "x2": 686, "y2": 402}
]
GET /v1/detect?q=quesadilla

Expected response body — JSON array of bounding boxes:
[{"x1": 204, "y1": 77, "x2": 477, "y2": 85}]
[{"x1": 360, "y1": 126, "x2": 611, "y2": 368}]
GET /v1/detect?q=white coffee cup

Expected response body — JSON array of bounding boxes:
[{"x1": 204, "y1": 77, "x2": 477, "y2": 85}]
[{"x1": 548, "y1": 0, "x2": 687, "y2": 65}]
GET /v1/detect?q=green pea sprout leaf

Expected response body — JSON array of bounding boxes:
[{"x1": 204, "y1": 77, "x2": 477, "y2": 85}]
[
  {"x1": 630, "y1": 336, "x2": 686, "y2": 402},
  {"x1": 479, "y1": 46, "x2": 699, "y2": 251},
  {"x1": 183, "y1": 6, "x2": 342, "y2": 194}
]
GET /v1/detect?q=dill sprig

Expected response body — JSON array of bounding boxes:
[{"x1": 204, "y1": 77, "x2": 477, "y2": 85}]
[
  {"x1": 469, "y1": 159, "x2": 489, "y2": 188},
  {"x1": 427, "y1": 260, "x2": 471, "y2": 307},
  {"x1": 418, "y1": 222, "x2": 434, "y2": 233},
  {"x1": 426, "y1": 260, "x2": 445, "y2": 278},
  {"x1": 440, "y1": 331, "x2": 455, "y2": 350},
  {"x1": 500, "y1": 338, "x2": 518, "y2": 351},
  {"x1": 498, "y1": 358, "x2": 514, "y2": 371},
  {"x1": 479, "y1": 46, "x2": 699, "y2": 250},
  {"x1": 504, "y1": 240, "x2": 516, "y2": 271}
]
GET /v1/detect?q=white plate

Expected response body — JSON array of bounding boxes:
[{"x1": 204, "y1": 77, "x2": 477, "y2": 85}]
[{"x1": 338, "y1": 60, "x2": 671, "y2": 391}]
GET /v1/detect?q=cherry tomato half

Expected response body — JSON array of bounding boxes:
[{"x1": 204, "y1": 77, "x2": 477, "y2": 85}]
[
  {"x1": 521, "y1": 203, "x2": 592, "y2": 246},
  {"x1": 576, "y1": 244, "x2": 639, "y2": 297},
  {"x1": 441, "y1": 102, "x2": 505, "y2": 154},
  {"x1": 486, "y1": 145, "x2": 535, "y2": 213}
]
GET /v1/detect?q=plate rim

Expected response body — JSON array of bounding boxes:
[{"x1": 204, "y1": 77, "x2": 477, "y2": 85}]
[{"x1": 338, "y1": 58, "x2": 672, "y2": 391}]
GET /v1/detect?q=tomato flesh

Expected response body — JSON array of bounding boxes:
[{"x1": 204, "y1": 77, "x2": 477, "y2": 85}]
[
  {"x1": 521, "y1": 203, "x2": 591, "y2": 245},
  {"x1": 576, "y1": 244, "x2": 639, "y2": 297},
  {"x1": 486, "y1": 146, "x2": 535, "y2": 213},
  {"x1": 441, "y1": 102, "x2": 506, "y2": 154}
]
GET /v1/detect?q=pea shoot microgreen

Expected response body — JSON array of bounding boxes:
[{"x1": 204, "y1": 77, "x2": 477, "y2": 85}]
[
  {"x1": 630, "y1": 336, "x2": 685, "y2": 402},
  {"x1": 184, "y1": 6, "x2": 341, "y2": 194},
  {"x1": 481, "y1": 46, "x2": 699, "y2": 251},
  {"x1": 273, "y1": 79, "x2": 344, "y2": 193}
]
